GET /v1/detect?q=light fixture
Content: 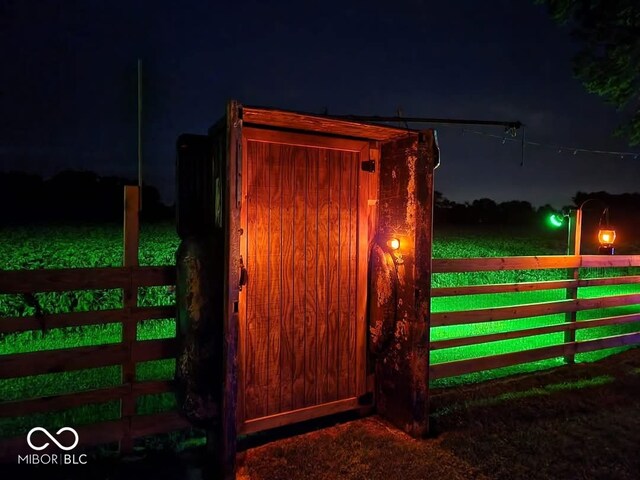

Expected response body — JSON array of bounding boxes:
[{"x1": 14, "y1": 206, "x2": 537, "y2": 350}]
[
  {"x1": 548, "y1": 210, "x2": 571, "y2": 229},
  {"x1": 548, "y1": 213, "x2": 566, "y2": 228},
  {"x1": 387, "y1": 238, "x2": 400, "y2": 251},
  {"x1": 597, "y1": 208, "x2": 616, "y2": 255}
]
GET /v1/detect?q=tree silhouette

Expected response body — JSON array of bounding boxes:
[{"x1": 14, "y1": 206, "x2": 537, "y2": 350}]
[{"x1": 537, "y1": 0, "x2": 640, "y2": 144}]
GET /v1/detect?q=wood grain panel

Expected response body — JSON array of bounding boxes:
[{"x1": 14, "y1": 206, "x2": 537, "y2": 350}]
[
  {"x1": 239, "y1": 129, "x2": 368, "y2": 427},
  {"x1": 280, "y1": 144, "x2": 296, "y2": 412},
  {"x1": 327, "y1": 150, "x2": 341, "y2": 402},
  {"x1": 243, "y1": 140, "x2": 258, "y2": 419},
  {"x1": 432, "y1": 256, "x2": 581, "y2": 273},
  {"x1": 304, "y1": 149, "x2": 319, "y2": 407},
  {"x1": 243, "y1": 108, "x2": 409, "y2": 142},
  {"x1": 266, "y1": 145, "x2": 283, "y2": 415},
  {"x1": 292, "y1": 146, "x2": 308, "y2": 410},
  {"x1": 431, "y1": 293, "x2": 640, "y2": 327},
  {"x1": 430, "y1": 332, "x2": 640, "y2": 380},
  {"x1": 253, "y1": 141, "x2": 271, "y2": 418},
  {"x1": 316, "y1": 149, "x2": 330, "y2": 404}
]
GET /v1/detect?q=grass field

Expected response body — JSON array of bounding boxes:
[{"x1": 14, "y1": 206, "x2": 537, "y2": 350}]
[{"x1": 0, "y1": 222, "x2": 639, "y2": 443}]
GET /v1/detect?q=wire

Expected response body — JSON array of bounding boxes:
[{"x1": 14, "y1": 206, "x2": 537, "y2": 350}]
[{"x1": 462, "y1": 128, "x2": 640, "y2": 159}]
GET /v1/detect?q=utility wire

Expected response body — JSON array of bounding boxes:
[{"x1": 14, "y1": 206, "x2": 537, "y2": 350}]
[{"x1": 462, "y1": 128, "x2": 640, "y2": 160}]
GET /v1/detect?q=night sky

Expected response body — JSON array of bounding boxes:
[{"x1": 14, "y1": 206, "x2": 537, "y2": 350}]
[{"x1": 2, "y1": 0, "x2": 639, "y2": 209}]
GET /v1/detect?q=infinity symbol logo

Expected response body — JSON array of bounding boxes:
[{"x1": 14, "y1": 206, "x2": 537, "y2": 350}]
[{"x1": 27, "y1": 427, "x2": 79, "y2": 451}]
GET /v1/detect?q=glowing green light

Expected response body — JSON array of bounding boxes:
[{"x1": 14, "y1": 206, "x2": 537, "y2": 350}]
[{"x1": 548, "y1": 214, "x2": 564, "y2": 228}]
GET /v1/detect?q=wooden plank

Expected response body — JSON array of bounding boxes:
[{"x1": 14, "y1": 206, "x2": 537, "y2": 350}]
[
  {"x1": 0, "y1": 266, "x2": 175, "y2": 296},
  {"x1": 131, "y1": 379, "x2": 177, "y2": 397},
  {"x1": 280, "y1": 143, "x2": 296, "y2": 412},
  {"x1": 430, "y1": 332, "x2": 640, "y2": 380},
  {"x1": 432, "y1": 255, "x2": 640, "y2": 274},
  {"x1": 431, "y1": 276, "x2": 640, "y2": 297},
  {"x1": 292, "y1": 145, "x2": 307, "y2": 410},
  {"x1": 349, "y1": 146, "x2": 361, "y2": 398},
  {"x1": 361, "y1": 144, "x2": 378, "y2": 397},
  {"x1": 432, "y1": 256, "x2": 581, "y2": 273},
  {"x1": 266, "y1": 142, "x2": 283, "y2": 416},
  {"x1": 239, "y1": 397, "x2": 360, "y2": 435},
  {"x1": 242, "y1": 107, "x2": 409, "y2": 142},
  {"x1": 430, "y1": 344, "x2": 567, "y2": 379},
  {"x1": 407, "y1": 130, "x2": 437, "y2": 438},
  {"x1": 243, "y1": 139, "x2": 258, "y2": 420},
  {"x1": 316, "y1": 148, "x2": 330, "y2": 405},
  {"x1": 222, "y1": 100, "x2": 242, "y2": 479},
  {"x1": 243, "y1": 127, "x2": 373, "y2": 153},
  {"x1": 430, "y1": 312, "x2": 640, "y2": 350},
  {"x1": 0, "y1": 344, "x2": 128, "y2": 379},
  {"x1": 121, "y1": 185, "x2": 140, "y2": 454},
  {"x1": 132, "y1": 338, "x2": 178, "y2": 362},
  {"x1": 326, "y1": 149, "x2": 341, "y2": 403},
  {"x1": 581, "y1": 255, "x2": 640, "y2": 268},
  {"x1": 574, "y1": 331, "x2": 640, "y2": 353},
  {"x1": 431, "y1": 293, "x2": 640, "y2": 327},
  {"x1": 237, "y1": 135, "x2": 249, "y2": 425},
  {"x1": 337, "y1": 150, "x2": 351, "y2": 399},
  {"x1": 0, "y1": 385, "x2": 128, "y2": 418},
  {"x1": 581, "y1": 275, "x2": 640, "y2": 287},
  {"x1": 123, "y1": 186, "x2": 140, "y2": 269},
  {"x1": 0, "y1": 306, "x2": 175, "y2": 335},
  {"x1": 254, "y1": 140, "x2": 271, "y2": 418},
  {"x1": 131, "y1": 266, "x2": 176, "y2": 287},
  {"x1": 432, "y1": 279, "x2": 578, "y2": 297},
  {"x1": 304, "y1": 148, "x2": 319, "y2": 407},
  {"x1": 0, "y1": 267, "x2": 130, "y2": 294}
]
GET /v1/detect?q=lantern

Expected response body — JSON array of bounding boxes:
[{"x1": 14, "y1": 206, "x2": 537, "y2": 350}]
[
  {"x1": 597, "y1": 228, "x2": 616, "y2": 255},
  {"x1": 597, "y1": 208, "x2": 615, "y2": 255}
]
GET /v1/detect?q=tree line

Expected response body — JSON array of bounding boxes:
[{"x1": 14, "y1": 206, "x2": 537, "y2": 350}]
[
  {"x1": 0, "y1": 170, "x2": 172, "y2": 225},
  {"x1": 435, "y1": 190, "x2": 640, "y2": 236},
  {"x1": 1, "y1": 170, "x2": 637, "y2": 230}
]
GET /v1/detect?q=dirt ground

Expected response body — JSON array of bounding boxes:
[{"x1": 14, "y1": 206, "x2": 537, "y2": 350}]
[
  {"x1": 238, "y1": 347, "x2": 640, "y2": 480},
  {"x1": 4, "y1": 347, "x2": 639, "y2": 479}
]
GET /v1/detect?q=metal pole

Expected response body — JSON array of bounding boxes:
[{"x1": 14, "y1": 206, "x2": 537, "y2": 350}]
[{"x1": 325, "y1": 114, "x2": 522, "y2": 130}]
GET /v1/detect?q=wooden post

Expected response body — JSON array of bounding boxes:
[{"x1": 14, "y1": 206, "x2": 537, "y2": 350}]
[
  {"x1": 372, "y1": 130, "x2": 438, "y2": 438},
  {"x1": 121, "y1": 185, "x2": 139, "y2": 453},
  {"x1": 219, "y1": 101, "x2": 242, "y2": 479},
  {"x1": 564, "y1": 208, "x2": 581, "y2": 363}
]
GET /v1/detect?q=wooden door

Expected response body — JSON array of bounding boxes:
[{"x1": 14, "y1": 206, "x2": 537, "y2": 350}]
[{"x1": 238, "y1": 128, "x2": 369, "y2": 434}]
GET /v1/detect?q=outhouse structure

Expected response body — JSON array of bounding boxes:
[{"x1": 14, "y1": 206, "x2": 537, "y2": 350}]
[{"x1": 175, "y1": 101, "x2": 439, "y2": 476}]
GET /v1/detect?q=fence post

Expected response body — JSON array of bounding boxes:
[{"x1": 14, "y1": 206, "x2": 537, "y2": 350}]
[
  {"x1": 121, "y1": 185, "x2": 140, "y2": 453},
  {"x1": 564, "y1": 208, "x2": 581, "y2": 364}
]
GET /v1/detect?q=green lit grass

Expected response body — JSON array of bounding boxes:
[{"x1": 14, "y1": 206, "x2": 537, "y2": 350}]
[{"x1": 0, "y1": 222, "x2": 639, "y2": 443}]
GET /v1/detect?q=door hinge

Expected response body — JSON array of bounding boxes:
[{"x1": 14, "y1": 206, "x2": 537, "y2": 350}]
[{"x1": 361, "y1": 160, "x2": 375, "y2": 173}]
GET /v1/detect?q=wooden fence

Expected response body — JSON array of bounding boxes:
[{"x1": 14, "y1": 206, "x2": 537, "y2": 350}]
[
  {"x1": 0, "y1": 186, "x2": 190, "y2": 459},
  {"x1": 430, "y1": 255, "x2": 640, "y2": 380},
  {"x1": 0, "y1": 265, "x2": 188, "y2": 459},
  {"x1": 2, "y1": 210, "x2": 640, "y2": 459}
]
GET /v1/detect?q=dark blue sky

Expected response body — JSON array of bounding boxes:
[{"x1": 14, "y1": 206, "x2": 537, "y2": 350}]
[{"x1": 2, "y1": 0, "x2": 639, "y2": 208}]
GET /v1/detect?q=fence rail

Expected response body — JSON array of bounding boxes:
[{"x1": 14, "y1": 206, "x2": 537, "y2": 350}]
[
  {"x1": 430, "y1": 255, "x2": 640, "y2": 381},
  {"x1": 0, "y1": 262, "x2": 186, "y2": 458},
  {"x1": 1, "y1": 244, "x2": 639, "y2": 457}
]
